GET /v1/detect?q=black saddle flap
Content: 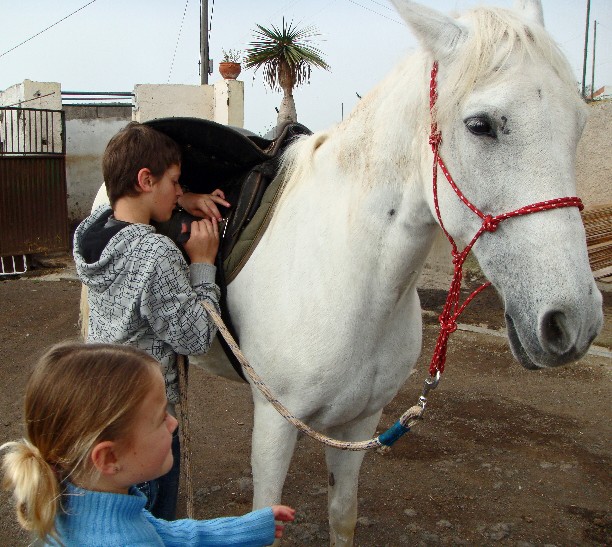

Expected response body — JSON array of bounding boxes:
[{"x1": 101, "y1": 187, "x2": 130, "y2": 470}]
[
  {"x1": 144, "y1": 117, "x2": 285, "y2": 193},
  {"x1": 145, "y1": 117, "x2": 311, "y2": 262}
]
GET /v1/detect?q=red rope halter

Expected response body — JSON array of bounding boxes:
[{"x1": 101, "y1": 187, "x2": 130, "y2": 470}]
[{"x1": 427, "y1": 61, "x2": 584, "y2": 377}]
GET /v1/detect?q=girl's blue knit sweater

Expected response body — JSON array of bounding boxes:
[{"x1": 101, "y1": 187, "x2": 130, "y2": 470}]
[{"x1": 45, "y1": 484, "x2": 276, "y2": 546}]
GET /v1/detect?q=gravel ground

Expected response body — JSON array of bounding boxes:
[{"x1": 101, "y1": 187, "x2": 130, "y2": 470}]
[{"x1": 0, "y1": 257, "x2": 609, "y2": 546}]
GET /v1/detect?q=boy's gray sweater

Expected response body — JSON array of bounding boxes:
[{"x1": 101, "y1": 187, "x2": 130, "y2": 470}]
[{"x1": 73, "y1": 205, "x2": 220, "y2": 404}]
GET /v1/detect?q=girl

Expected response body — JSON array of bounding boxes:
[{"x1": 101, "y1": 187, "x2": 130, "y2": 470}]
[{"x1": 1, "y1": 342, "x2": 295, "y2": 546}]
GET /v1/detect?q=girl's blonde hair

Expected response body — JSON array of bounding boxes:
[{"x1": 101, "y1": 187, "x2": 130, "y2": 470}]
[{"x1": 1, "y1": 342, "x2": 159, "y2": 543}]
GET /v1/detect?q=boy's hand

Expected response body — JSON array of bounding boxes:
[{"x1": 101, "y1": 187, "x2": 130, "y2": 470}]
[
  {"x1": 271, "y1": 505, "x2": 296, "y2": 539},
  {"x1": 181, "y1": 218, "x2": 219, "y2": 264},
  {"x1": 178, "y1": 190, "x2": 230, "y2": 222}
]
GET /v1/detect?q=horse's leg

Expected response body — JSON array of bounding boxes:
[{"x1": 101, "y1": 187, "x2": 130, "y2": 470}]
[
  {"x1": 325, "y1": 411, "x2": 382, "y2": 547},
  {"x1": 250, "y1": 397, "x2": 298, "y2": 510}
]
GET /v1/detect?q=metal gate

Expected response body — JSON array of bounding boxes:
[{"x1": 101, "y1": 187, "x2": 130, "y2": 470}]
[{"x1": 0, "y1": 106, "x2": 68, "y2": 274}]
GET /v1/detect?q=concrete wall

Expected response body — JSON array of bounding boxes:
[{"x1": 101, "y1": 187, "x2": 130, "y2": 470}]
[
  {"x1": 576, "y1": 100, "x2": 612, "y2": 208},
  {"x1": 214, "y1": 80, "x2": 244, "y2": 127},
  {"x1": 0, "y1": 80, "x2": 61, "y2": 110},
  {"x1": 64, "y1": 105, "x2": 132, "y2": 223},
  {"x1": 133, "y1": 84, "x2": 214, "y2": 122},
  {"x1": 133, "y1": 80, "x2": 244, "y2": 125},
  {"x1": 2, "y1": 77, "x2": 607, "y2": 278}
]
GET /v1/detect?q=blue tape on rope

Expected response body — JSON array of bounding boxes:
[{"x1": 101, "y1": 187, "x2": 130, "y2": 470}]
[{"x1": 378, "y1": 421, "x2": 410, "y2": 447}]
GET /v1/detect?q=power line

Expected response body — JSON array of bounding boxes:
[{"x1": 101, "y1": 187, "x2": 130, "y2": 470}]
[
  {"x1": 344, "y1": 0, "x2": 403, "y2": 25},
  {"x1": 168, "y1": 0, "x2": 190, "y2": 83},
  {"x1": 364, "y1": 0, "x2": 396, "y2": 13},
  {"x1": 0, "y1": 0, "x2": 98, "y2": 59},
  {"x1": 208, "y1": 0, "x2": 215, "y2": 47}
]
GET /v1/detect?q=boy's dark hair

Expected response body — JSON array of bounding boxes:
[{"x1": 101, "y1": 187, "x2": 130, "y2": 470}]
[{"x1": 102, "y1": 122, "x2": 182, "y2": 207}]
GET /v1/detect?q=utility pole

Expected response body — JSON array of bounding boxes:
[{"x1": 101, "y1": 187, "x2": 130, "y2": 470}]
[
  {"x1": 590, "y1": 20, "x2": 597, "y2": 100},
  {"x1": 581, "y1": 0, "x2": 591, "y2": 99},
  {"x1": 201, "y1": 0, "x2": 209, "y2": 85}
]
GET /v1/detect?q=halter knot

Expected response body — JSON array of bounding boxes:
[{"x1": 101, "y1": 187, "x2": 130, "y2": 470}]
[
  {"x1": 429, "y1": 130, "x2": 442, "y2": 148},
  {"x1": 482, "y1": 215, "x2": 500, "y2": 233},
  {"x1": 439, "y1": 317, "x2": 458, "y2": 334},
  {"x1": 451, "y1": 251, "x2": 464, "y2": 266}
]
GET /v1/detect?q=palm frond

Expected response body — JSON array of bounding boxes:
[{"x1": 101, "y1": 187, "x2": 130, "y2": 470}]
[{"x1": 244, "y1": 18, "x2": 330, "y2": 92}]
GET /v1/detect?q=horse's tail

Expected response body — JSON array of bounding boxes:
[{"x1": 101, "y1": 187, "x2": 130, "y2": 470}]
[{"x1": 78, "y1": 284, "x2": 89, "y2": 341}]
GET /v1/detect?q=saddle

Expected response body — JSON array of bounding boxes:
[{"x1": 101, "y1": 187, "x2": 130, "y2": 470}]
[
  {"x1": 147, "y1": 117, "x2": 310, "y2": 267},
  {"x1": 147, "y1": 117, "x2": 312, "y2": 380}
]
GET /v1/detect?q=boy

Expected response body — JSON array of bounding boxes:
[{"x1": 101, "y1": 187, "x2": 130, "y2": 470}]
[{"x1": 73, "y1": 121, "x2": 229, "y2": 520}]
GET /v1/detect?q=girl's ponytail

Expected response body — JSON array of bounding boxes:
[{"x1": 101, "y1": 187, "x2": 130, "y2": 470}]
[{"x1": 1, "y1": 439, "x2": 61, "y2": 543}]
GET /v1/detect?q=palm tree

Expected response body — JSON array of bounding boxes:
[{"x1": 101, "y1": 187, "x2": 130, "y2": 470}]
[{"x1": 244, "y1": 19, "x2": 330, "y2": 128}]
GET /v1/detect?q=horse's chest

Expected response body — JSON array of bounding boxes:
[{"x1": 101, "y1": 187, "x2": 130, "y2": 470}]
[{"x1": 305, "y1": 349, "x2": 416, "y2": 424}]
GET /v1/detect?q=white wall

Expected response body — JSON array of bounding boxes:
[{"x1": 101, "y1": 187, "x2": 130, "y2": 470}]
[
  {"x1": 0, "y1": 80, "x2": 61, "y2": 110},
  {"x1": 7, "y1": 75, "x2": 606, "y2": 276},
  {"x1": 64, "y1": 105, "x2": 131, "y2": 223},
  {"x1": 133, "y1": 80, "x2": 244, "y2": 126},
  {"x1": 133, "y1": 84, "x2": 214, "y2": 122},
  {"x1": 214, "y1": 80, "x2": 244, "y2": 127},
  {"x1": 576, "y1": 100, "x2": 612, "y2": 208}
]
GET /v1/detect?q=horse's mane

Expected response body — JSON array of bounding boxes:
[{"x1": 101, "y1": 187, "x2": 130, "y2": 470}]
[
  {"x1": 279, "y1": 5, "x2": 580, "y2": 196},
  {"x1": 436, "y1": 6, "x2": 579, "y2": 123}
]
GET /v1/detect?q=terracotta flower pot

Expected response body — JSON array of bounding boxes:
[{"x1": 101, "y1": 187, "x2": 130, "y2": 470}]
[{"x1": 219, "y1": 62, "x2": 242, "y2": 80}]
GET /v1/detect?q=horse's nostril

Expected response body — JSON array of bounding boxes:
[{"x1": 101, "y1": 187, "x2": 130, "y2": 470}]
[{"x1": 540, "y1": 310, "x2": 573, "y2": 354}]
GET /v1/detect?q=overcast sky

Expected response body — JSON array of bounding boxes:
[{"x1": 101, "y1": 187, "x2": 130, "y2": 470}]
[{"x1": 1, "y1": 0, "x2": 610, "y2": 135}]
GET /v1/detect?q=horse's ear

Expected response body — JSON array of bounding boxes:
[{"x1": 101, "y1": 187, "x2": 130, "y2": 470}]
[
  {"x1": 514, "y1": 0, "x2": 545, "y2": 27},
  {"x1": 391, "y1": 0, "x2": 467, "y2": 60}
]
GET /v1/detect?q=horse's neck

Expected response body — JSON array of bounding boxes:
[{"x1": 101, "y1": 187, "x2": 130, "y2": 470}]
[
  {"x1": 312, "y1": 55, "x2": 437, "y2": 292},
  {"x1": 274, "y1": 54, "x2": 438, "y2": 313}
]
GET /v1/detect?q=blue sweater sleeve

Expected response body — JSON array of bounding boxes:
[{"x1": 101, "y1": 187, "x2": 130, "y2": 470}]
[{"x1": 145, "y1": 507, "x2": 276, "y2": 547}]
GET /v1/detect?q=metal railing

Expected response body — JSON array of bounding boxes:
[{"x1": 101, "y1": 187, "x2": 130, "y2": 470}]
[
  {"x1": 61, "y1": 90, "x2": 134, "y2": 105},
  {"x1": 0, "y1": 106, "x2": 65, "y2": 155}
]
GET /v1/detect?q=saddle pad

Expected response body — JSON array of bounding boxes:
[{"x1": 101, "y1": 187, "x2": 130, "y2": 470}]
[{"x1": 223, "y1": 168, "x2": 286, "y2": 283}]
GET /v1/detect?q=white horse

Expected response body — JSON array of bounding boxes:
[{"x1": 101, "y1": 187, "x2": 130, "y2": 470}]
[{"x1": 86, "y1": 0, "x2": 603, "y2": 544}]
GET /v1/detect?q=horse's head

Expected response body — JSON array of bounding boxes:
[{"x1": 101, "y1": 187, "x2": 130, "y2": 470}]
[{"x1": 392, "y1": 0, "x2": 603, "y2": 369}]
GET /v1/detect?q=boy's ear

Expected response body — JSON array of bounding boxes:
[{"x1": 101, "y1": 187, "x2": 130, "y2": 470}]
[
  {"x1": 137, "y1": 168, "x2": 155, "y2": 193},
  {"x1": 90, "y1": 441, "x2": 121, "y2": 475}
]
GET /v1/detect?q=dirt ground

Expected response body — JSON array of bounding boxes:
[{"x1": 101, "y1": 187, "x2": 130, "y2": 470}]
[{"x1": 0, "y1": 259, "x2": 610, "y2": 546}]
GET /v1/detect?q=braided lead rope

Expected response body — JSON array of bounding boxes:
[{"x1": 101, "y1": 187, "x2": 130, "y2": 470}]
[
  {"x1": 427, "y1": 61, "x2": 584, "y2": 377},
  {"x1": 201, "y1": 300, "x2": 429, "y2": 451},
  {"x1": 177, "y1": 354, "x2": 195, "y2": 518}
]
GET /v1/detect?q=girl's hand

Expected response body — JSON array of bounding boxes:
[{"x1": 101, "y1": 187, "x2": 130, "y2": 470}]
[
  {"x1": 271, "y1": 505, "x2": 296, "y2": 539},
  {"x1": 178, "y1": 189, "x2": 230, "y2": 222}
]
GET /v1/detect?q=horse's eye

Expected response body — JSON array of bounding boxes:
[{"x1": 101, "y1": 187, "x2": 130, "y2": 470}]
[{"x1": 465, "y1": 116, "x2": 496, "y2": 138}]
